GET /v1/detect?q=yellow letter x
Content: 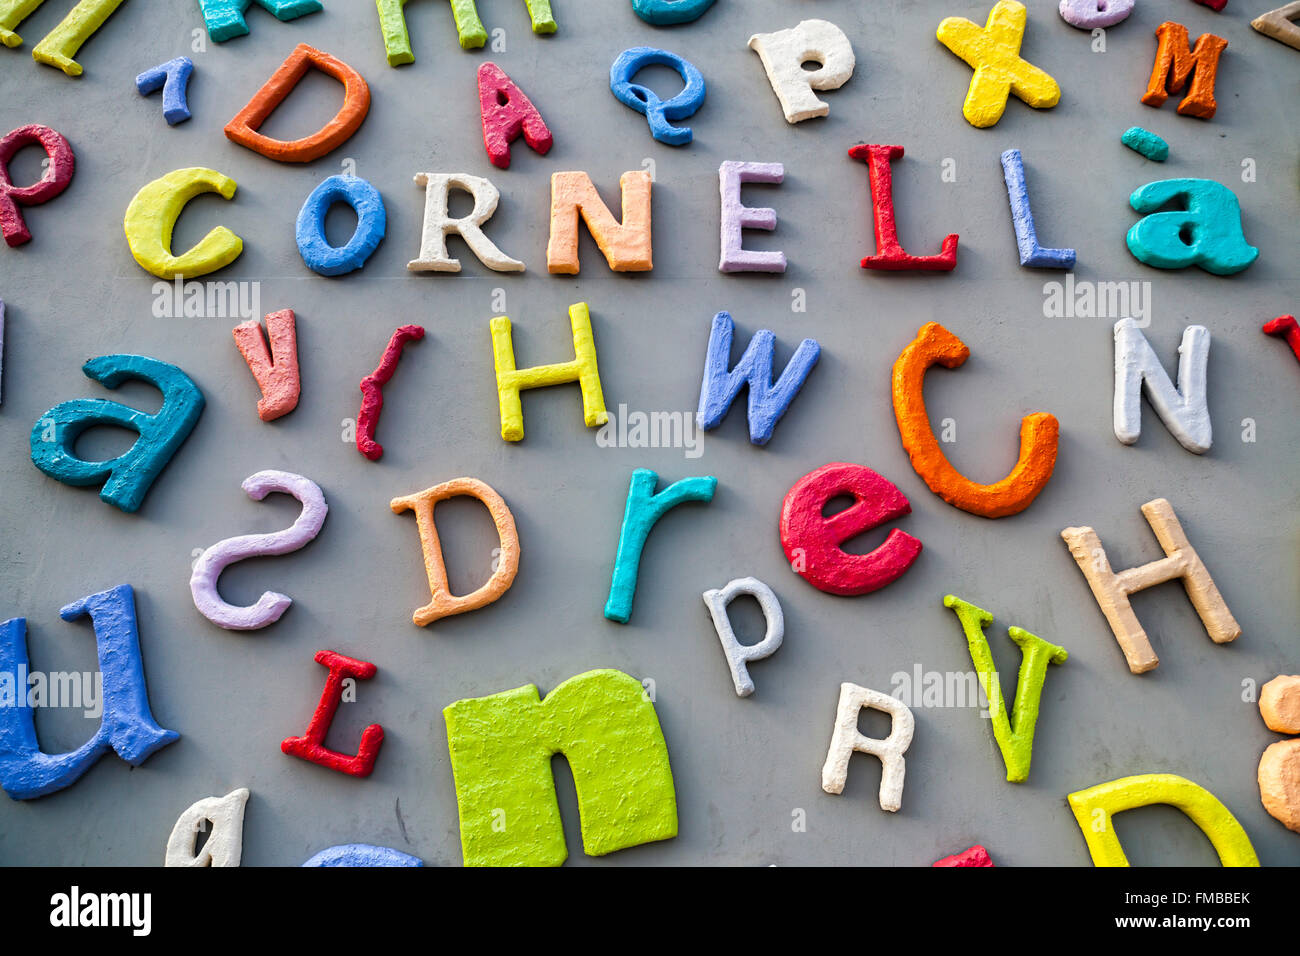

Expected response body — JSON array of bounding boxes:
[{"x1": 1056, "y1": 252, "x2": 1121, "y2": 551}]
[{"x1": 937, "y1": 0, "x2": 1060, "y2": 128}]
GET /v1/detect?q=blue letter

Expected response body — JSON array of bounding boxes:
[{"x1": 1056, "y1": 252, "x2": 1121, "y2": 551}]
[
  {"x1": 697, "y1": 311, "x2": 820, "y2": 446},
  {"x1": 30, "y1": 354, "x2": 205, "y2": 514},
  {"x1": 135, "y1": 56, "x2": 195, "y2": 125},
  {"x1": 0, "y1": 585, "x2": 178, "y2": 800},
  {"x1": 609, "y1": 47, "x2": 705, "y2": 146},
  {"x1": 604, "y1": 469, "x2": 716, "y2": 624},
  {"x1": 302, "y1": 844, "x2": 423, "y2": 866},
  {"x1": 1000, "y1": 149, "x2": 1075, "y2": 269},
  {"x1": 295, "y1": 174, "x2": 387, "y2": 277}
]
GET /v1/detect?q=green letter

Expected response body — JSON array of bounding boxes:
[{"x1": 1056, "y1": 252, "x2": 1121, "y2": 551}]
[
  {"x1": 444, "y1": 668, "x2": 677, "y2": 866},
  {"x1": 944, "y1": 594, "x2": 1067, "y2": 783}
]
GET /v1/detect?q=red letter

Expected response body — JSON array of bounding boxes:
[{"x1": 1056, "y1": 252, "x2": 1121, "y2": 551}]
[
  {"x1": 0, "y1": 124, "x2": 74, "y2": 247},
  {"x1": 779, "y1": 462, "x2": 922, "y2": 596},
  {"x1": 849, "y1": 144, "x2": 957, "y2": 272},
  {"x1": 281, "y1": 650, "x2": 384, "y2": 777},
  {"x1": 478, "y1": 62, "x2": 552, "y2": 170},
  {"x1": 1263, "y1": 315, "x2": 1300, "y2": 365},
  {"x1": 357, "y1": 324, "x2": 425, "y2": 462}
]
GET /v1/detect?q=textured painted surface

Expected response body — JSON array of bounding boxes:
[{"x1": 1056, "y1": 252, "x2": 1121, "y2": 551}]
[
  {"x1": 29, "y1": 0, "x2": 125, "y2": 76},
  {"x1": 444, "y1": 669, "x2": 677, "y2": 866},
  {"x1": 604, "y1": 468, "x2": 716, "y2": 623},
  {"x1": 357, "y1": 324, "x2": 424, "y2": 460},
  {"x1": 491, "y1": 303, "x2": 606, "y2": 441},
  {"x1": 198, "y1": 0, "x2": 322, "y2": 43},
  {"x1": 936, "y1": 0, "x2": 1060, "y2": 128},
  {"x1": 944, "y1": 595, "x2": 1067, "y2": 783},
  {"x1": 1120, "y1": 126, "x2": 1169, "y2": 162},
  {"x1": 410, "y1": 172, "x2": 524, "y2": 273},
  {"x1": 232, "y1": 309, "x2": 300, "y2": 422},
  {"x1": 999, "y1": 148, "x2": 1075, "y2": 270},
  {"x1": 1058, "y1": 0, "x2": 1133, "y2": 29},
  {"x1": 702, "y1": 576, "x2": 784, "y2": 697},
  {"x1": 122, "y1": 167, "x2": 242, "y2": 279},
  {"x1": 0, "y1": 123, "x2": 73, "y2": 247},
  {"x1": 390, "y1": 476, "x2": 520, "y2": 626},
  {"x1": 0, "y1": 585, "x2": 178, "y2": 800},
  {"x1": 821, "y1": 682, "x2": 914, "y2": 812},
  {"x1": 1060, "y1": 498, "x2": 1241, "y2": 674},
  {"x1": 747, "y1": 19, "x2": 854, "y2": 124},
  {"x1": 301, "y1": 843, "x2": 423, "y2": 866},
  {"x1": 609, "y1": 47, "x2": 705, "y2": 147},
  {"x1": 295, "y1": 174, "x2": 387, "y2": 276},
  {"x1": 1126, "y1": 178, "x2": 1258, "y2": 275},
  {"x1": 718, "y1": 162, "x2": 786, "y2": 274},
  {"x1": 933, "y1": 844, "x2": 994, "y2": 866},
  {"x1": 631, "y1": 0, "x2": 714, "y2": 27},
  {"x1": 851, "y1": 144, "x2": 958, "y2": 271},
  {"x1": 164, "y1": 788, "x2": 249, "y2": 866},
  {"x1": 1141, "y1": 21, "x2": 1226, "y2": 119},
  {"x1": 135, "y1": 56, "x2": 195, "y2": 126},
  {"x1": 696, "y1": 311, "x2": 818, "y2": 444},
  {"x1": 1263, "y1": 315, "x2": 1300, "y2": 364},
  {"x1": 892, "y1": 322, "x2": 1058, "y2": 517},
  {"x1": 280, "y1": 650, "x2": 384, "y2": 777},
  {"x1": 190, "y1": 470, "x2": 327, "y2": 630},
  {"x1": 1068, "y1": 773, "x2": 1259, "y2": 866},
  {"x1": 224, "y1": 43, "x2": 370, "y2": 162},
  {"x1": 478, "y1": 62, "x2": 552, "y2": 171},
  {"x1": 547, "y1": 171, "x2": 652, "y2": 273},
  {"x1": 1113, "y1": 318, "x2": 1211, "y2": 453},
  {"x1": 1253, "y1": 2, "x2": 1300, "y2": 50},
  {"x1": 779, "y1": 462, "x2": 921, "y2": 596},
  {"x1": 30, "y1": 354, "x2": 205, "y2": 513}
]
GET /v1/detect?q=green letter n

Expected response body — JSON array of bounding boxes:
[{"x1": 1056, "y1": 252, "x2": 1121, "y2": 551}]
[{"x1": 444, "y1": 668, "x2": 677, "y2": 866}]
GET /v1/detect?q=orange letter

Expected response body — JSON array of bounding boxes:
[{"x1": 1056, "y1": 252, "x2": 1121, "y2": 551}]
[
  {"x1": 1141, "y1": 21, "x2": 1226, "y2": 119},
  {"x1": 547, "y1": 171, "x2": 652, "y2": 274},
  {"x1": 224, "y1": 43, "x2": 370, "y2": 162},
  {"x1": 892, "y1": 322, "x2": 1057, "y2": 518},
  {"x1": 391, "y1": 477, "x2": 520, "y2": 626}
]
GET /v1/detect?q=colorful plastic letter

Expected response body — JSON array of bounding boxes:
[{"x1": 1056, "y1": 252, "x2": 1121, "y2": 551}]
[
  {"x1": 357, "y1": 324, "x2": 424, "y2": 461},
  {"x1": 1142, "y1": 21, "x2": 1226, "y2": 119},
  {"x1": 850, "y1": 145, "x2": 958, "y2": 271},
  {"x1": 1060, "y1": 497, "x2": 1240, "y2": 674},
  {"x1": 295, "y1": 174, "x2": 386, "y2": 276},
  {"x1": 224, "y1": 43, "x2": 370, "y2": 163},
  {"x1": 491, "y1": 302, "x2": 606, "y2": 441},
  {"x1": 0, "y1": 585, "x2": 178, "y2": 800},
  {"x1": 747, "y1": 19, "x2": 855, "y2": 123},
  {"x1": 697, "y1": 311, "x2": 819, "y2": 445},
  {"x1": 165, "y1": 788, "x2": 249, "y2": 866},
  {"x1": 198, "y1": 0, "x2": 322, "y2": 43},
  {"x1": 122, "y1": 167, "x2": 243, "y2": 279},
  {"x1": 232, "y1": 309, "x2": 300, "y2": 422},
  {"x1": 609, "y1": 47, "x2": 705, "y2": 146},
  {"x1": 1121, "y1": 126, "x2": 1169, "y2": 162},
  {"x1": 718, "y1": 162, "x2": 787, "y2": 273},
  {"x1": 934, "y1": 845, "x2": 994, "y2": 866},
  {"x1": 604, "y1": 469, "x2": 716, "y2": 624},
  {"x1": 936, "y1": 0, "x2": 1060, "y2": 128},
  {"x1": 281, "y1": 650, "x2": 383, "y2": 777},
  {"x1": 302, "y1": 844, "x2": 423, "y2": 866},
  {"x1": 391, "y1": 477, "x2": 520, "y2": 627},
  {"x1": 944, "y1": 595, "x2": 1067, "y2": 783},
  {"x1": 1068, "y1": 774, "x2": 1259, "y2": 866},
  {"x1": 0, "y1": 124, "x2": 74, "y2": 248},
  {"x1": 1253, "y1": 2, "x2": 1300, "y2": 50},
  {"x1": 702, "y1": 576, "x2": 784, "y2": 697},
  {"x1": 1126, "y1": 178, "x2": 1258, "y2": 275},
  {"x1": 547, "y1": 171, "x2": 653, "y2": 273},
  {"x1": 478, "y1": 62, "x2": 552, "y2": 169},
  {"x1": 409, "y1": 173, "x2": 523, "y2": 273},
  {"x1": 444, "y1": 669, "x2": 677, "y2": 866},
  {"x1": 821, "y1": 682, "x2": 914, "y2": 812},
  {"x1": 1058, "y1": 0, "x2": 1133, "y2": 28},
  {"x1": 190, "y1": 471, "x2": 327, "y2": 631},
  {"x1": 1263, "y1": 315, "x2": 1300, "y2": 364},
  {"x1": 892, "y1": 322, "x2": 1058, "y2": 517},
  {"x1": 631, "y1": 0, "x2": 714, "y2": 25},
  {"x1": 30, "y1": 354, "x2": 204, "y2": 513},
  {"x1": 779, "y1": 462, "x2": 922, "y2": 596},
  {"x1": 136, "y1": 56, "x2": 194, "y2": 125},
  {"x1": 1000, "y1": 148, "x2": 1075, "y2": 269},
  {"x1": 1113, "y1": 318, "x2": 1211, "y2": 453},
  {"x1": 20, "y1": 0, "x2": 126, "y2": 75}
]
